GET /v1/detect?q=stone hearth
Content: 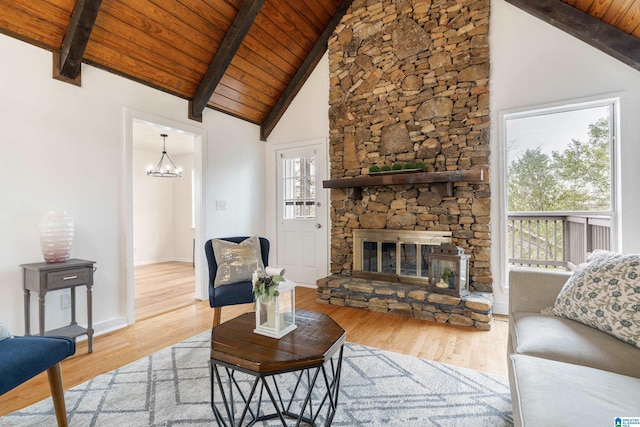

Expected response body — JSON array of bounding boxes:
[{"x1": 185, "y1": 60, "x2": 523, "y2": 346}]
[{"x1": 317, "y1": 275, "x2": 493, "y2": 330}]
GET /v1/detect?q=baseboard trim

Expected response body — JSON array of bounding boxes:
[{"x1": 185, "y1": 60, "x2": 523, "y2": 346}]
[
  {"x1": 72, "y1": 317, "x2": 128, "y2": 343},
  {"x1": 134, "y1": 258, "x2": 192, "y2": 267},
  {"x1": 294, "y1": 282, "x2": 317, "y2": 289},
  {"x1": 493, "y1": 301, "x2": 509, "y2": 316}
]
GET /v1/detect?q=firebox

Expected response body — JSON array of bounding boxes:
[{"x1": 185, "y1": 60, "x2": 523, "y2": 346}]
[{"x1": 352, "y1": 230, "x2": 452, "y2": 286}]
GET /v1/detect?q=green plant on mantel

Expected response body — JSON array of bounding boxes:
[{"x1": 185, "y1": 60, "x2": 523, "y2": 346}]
[{"x1": 369, "y1": 162, "x2": 426, "y2": 173}]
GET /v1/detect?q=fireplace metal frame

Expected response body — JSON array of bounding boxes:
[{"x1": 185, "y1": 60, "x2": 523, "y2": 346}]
[{"x1": 352, "y1": 229, "x2": 452, "y2": 286}]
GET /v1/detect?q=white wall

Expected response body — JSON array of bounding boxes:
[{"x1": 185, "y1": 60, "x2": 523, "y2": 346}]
[
  {"x1": 203, "y1": 112, "x2": 266, "y2": 239},
  {"x1": 132, "y1": 149, "x2": 194, "y2": 265},
  {"x1": 490, "y1": 0, "x2": 640, "y2": 313},
  {"x1": 172, "y1": 153, "x2": 195, "y2": 262},
  {"x1": 0, "y1": 33, "x2": 265, "y2": 335},
  {"x1": 267, "y1": 54, "x2": 331, "y2": 145}
]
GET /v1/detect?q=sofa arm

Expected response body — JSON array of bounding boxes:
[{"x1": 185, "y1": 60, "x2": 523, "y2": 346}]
[{"x1": 509, "y1": 268, "x2": 572, "y2": 314}]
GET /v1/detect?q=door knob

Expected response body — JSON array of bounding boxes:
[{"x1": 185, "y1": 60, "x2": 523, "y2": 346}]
[{"x1": 315, "y1": 223, "x2": 322, "y2": 229}]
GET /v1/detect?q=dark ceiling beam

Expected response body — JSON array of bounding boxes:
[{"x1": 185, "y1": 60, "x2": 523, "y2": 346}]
[
  {"x1": 504, "y1": 0, "x2": 640, "y2": 72},
  {"x1": 260, "y1": 0, "x2": 355, "y2": 141},
  {"x1": 55, "y1": 0, "x2": 103, "y2": 83},
  {"x1": 189, "y1": 0, "x2": 265, "y2": 122}
]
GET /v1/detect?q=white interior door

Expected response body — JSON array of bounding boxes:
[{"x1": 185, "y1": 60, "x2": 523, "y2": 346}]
[{"x1": 276, "y1": 143, "x2": 328, "y2": 285}]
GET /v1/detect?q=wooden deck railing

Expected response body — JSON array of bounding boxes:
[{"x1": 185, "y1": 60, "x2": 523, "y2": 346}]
[{"x1": 507, "y1": 213, "x2": 611, "y2": 270}]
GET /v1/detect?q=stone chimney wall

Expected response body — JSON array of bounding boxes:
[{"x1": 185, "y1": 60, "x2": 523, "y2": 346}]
[{"x1": 327, "y1": 0, "x2": 492, "y2": 293}]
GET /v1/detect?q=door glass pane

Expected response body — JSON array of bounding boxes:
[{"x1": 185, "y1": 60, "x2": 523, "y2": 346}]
[{"x1": 282, "y1": 155, "x2": 316, "y2": 220}]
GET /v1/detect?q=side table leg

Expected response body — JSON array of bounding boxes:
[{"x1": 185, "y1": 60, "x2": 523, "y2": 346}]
[
  {"x1": 87, "y1": 284, "x2": 93, "y2": 353},
  {"x1": 38, "y1": 293, "x2": 46, "y2": 336},
  {"x1": 23, "y1": 289, "x2": 30, "y2": 336},
  {"x1": 70, "y1": 287, "x2": 77, "y2": 325}
]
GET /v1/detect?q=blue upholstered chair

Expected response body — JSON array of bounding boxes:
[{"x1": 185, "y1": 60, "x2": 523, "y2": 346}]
[
  {"x1": 0, "y1": 335, "x2": 76, "y2": 426},
  {"x1": 204, "y1": 236, "x2": 269, "y2": 327}
]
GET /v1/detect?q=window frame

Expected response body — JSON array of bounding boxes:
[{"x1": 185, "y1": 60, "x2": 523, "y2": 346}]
[
  {"x1": 281, "y1": 154, "x2": 317, "y2": 220},
  {"x1": 498, "y1": 95, "x2": 621, "y2": 288}
]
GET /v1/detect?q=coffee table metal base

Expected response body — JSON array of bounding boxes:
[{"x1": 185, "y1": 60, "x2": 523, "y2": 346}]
[{"x1": 210, "y1": 345, "x2": 343, "y2": 426}]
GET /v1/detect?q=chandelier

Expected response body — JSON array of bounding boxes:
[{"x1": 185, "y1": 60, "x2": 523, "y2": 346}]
[{"x1": 146, "y1": 133, "x2": 182, "y2": 178}]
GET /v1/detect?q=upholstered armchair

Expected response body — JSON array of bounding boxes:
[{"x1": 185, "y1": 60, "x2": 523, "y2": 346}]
[
  {"x1": 204, "y1": 236, "x2": 270, "y2": 327},
  {"x1": 0, "y1": 335, "x2": 76, "y2": 426}
]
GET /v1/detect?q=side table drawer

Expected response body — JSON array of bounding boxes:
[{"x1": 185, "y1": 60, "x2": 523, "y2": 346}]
[{"x1": 47, "y1": 268, "x2": 90, "y2": 290}]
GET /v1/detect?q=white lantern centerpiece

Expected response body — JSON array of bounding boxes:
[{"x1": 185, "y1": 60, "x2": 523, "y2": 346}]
[{"x1": 252, "y1": 267, "x2": 297, "y2": 339}]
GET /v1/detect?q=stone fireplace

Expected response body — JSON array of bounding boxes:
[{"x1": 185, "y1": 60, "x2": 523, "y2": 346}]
[{"x1": 317, "y1": 0, "x2": 493, "y2": 329}]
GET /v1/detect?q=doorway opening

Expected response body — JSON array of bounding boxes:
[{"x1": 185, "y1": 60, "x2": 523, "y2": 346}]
[
  {"x1": 133, "y1": 122, "x2": 195, "y2": 319},
  {"x1": 125, "y1": 110, "x2": 207, "y2": 324}
]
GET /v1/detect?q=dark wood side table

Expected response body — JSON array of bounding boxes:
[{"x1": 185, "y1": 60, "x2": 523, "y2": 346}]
[
  {"x1": 210, "y1": 310, "x2": 346, "y2": 426},
  {"x1": 20, "y1": 258, "x2": 96, "y2": 353}
]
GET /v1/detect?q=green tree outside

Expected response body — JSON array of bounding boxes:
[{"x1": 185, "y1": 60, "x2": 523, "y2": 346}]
[
  {"x1": 507, "y1": 116, "x2": 611, "y2": 268},
  {"x1": 508, "y1": 117, "x2": 611, "y2": 212}
]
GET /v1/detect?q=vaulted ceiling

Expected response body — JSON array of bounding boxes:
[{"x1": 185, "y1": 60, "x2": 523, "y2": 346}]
[
  {"x1": 1, "y1": 0, "x2": 639, "y2": 141},
  {"x1": 564, "y1": 0, "x2": 640, "y2": 36}
]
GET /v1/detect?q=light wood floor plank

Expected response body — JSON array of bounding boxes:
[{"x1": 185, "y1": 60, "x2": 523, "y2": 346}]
[
  {"x1": 0, "y1": 265, "x2": 508, "y2": 417},
  {"x1": 134, "y1": 261, "x2": 195, "y2": 320}
]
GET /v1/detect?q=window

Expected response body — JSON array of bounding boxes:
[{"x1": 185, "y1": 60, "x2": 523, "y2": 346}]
[
  {"x1": 282, "y1": 155, "x2": 316, "y2": 220},
  {"x1": 504, "y1": 98, "x2": 617, "y2": 269}
]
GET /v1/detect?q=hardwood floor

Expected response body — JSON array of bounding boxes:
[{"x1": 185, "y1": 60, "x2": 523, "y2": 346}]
[
  {"x1": 134, "y1": 261, "x2": 195, "y2": 320},
  {"x1": 0, "y1": 282, "x2": 509, "y2": 417}
]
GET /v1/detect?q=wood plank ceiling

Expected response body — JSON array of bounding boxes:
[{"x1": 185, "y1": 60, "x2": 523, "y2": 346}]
[
  {"x1": 562, "y1": 0, "x2": 640, "y2": 37},
  {"x1": 0, "y1": 0, "x2": 638, "y2": 140}
]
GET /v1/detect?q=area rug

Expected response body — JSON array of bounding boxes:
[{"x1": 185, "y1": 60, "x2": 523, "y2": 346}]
[{"x1": 3, "y1": 331, "x2": 513, "y2": 426}]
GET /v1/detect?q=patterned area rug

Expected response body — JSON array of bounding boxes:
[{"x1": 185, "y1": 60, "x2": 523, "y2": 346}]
[{"x1": 3, "y1": 331, "x2": 513, "y2": 426}]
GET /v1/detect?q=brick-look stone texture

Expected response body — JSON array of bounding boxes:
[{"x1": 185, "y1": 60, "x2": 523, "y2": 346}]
[{"x1": 320, "y1": 0, "x2": 492, "y2": 329}]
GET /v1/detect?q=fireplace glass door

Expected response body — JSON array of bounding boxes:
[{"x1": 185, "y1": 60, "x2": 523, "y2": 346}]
[
  {"x1": 381, "y1": 242, "x2": 396, "y2": 274},
  {"x1": 362, "y1": 241, "x2": 377, "y2": 272},
  {"x1": 360, "y1": 240, "x2": 431, "y2": 279},
  {"x1": 421, "y1": 246, "x2": 432, "y2": 278},
  {"x1": 353, "y1": 230, "x2": 453, "y2": 285},
  {"x1": 400, "y1": 244, "x2": 417, "y2": 276}
]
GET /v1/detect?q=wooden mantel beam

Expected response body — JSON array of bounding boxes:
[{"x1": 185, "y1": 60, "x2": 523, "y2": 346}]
[
  {"x1": 260, "y1": 0, "x2": 355, "y2": 141},
  {"x1": 189, "y1": 0, "x2": 265, "y2": 122},
  {"x1": 504, "y1": 0, "x2": 640, "y2": 72},
  {"x1": 55, "y1": 0, "x2": 103, "y2": 83}
]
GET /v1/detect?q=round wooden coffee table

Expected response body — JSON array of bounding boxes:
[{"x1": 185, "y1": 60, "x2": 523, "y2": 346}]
[{"x1": 210, "y1": 310, "x2": 346, "y2": 426}]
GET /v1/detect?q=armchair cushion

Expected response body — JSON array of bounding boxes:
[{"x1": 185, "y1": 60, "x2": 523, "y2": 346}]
[
  {"x1": 0, "y1": 335, "x2": 75, "y2": 395},
  {"x1": 212, "y1": 236, "x2": 264, "y2": 287}
]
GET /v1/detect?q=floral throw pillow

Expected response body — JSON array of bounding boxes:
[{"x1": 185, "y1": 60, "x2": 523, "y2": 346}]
[
  {"x1": 212, "y1": 236, "x2": 264, "y2": 287},
  {"x1": 551, "y1": 250, "x2": 640, "y2": 348}
]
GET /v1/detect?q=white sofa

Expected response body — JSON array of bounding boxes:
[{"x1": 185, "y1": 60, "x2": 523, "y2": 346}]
[{"x1": 508, "y1": 268, "x2": 640, "y2": 427}]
